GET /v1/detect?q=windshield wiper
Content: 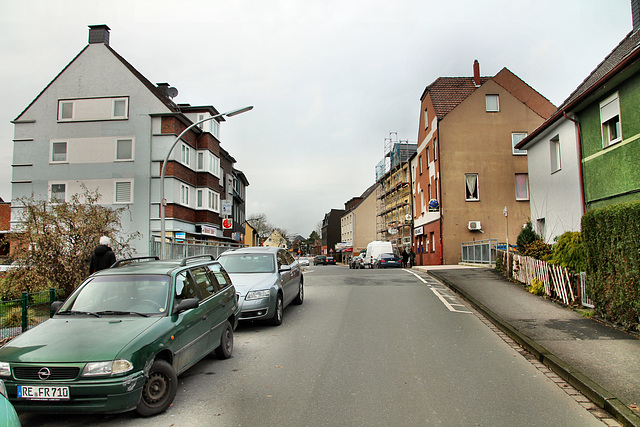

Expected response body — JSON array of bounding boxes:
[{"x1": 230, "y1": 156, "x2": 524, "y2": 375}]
[
  {"x1": 96, "y1": 310, "x2": 150, "y2": 318},
  {"x1": 57, "y1": 310, "x2": 101, "y2": 318}
]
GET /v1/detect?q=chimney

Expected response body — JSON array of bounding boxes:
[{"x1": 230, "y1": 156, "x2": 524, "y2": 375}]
[
  {"x1": 88, "y1": 24, "x2": 111, "y2": 45},
  {"x1": 473, "y1": 60, "x2": 481, "y2": 87},
  {"x1": 633, "y1": 0, "x2": 640, "y2": 32}
]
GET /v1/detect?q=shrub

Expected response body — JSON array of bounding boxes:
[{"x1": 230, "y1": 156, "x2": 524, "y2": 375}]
[
  {"x1": 548, "y1": 231, "x2": 585, "y2": 274},
  {"x1": 522, "y1": 239, "x2": 553, "y2": 260},
  {"x1": 517, "y1": 221, "x2": 540, "y2": 253},
  {"x1": 582, "y1": 200, "x2": 640, "y2": 331},
  {"x1": 528, "y1": 278, "x2": 545, "y2": 296}
]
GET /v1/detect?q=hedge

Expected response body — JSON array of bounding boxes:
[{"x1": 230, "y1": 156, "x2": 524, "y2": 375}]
[{"x1": 582, "y1": 199, "x2": 640, "y2": 330}]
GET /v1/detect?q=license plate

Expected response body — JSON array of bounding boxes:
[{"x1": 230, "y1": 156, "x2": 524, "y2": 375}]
[{"x1": 17, "y1": 385, "x2": 70, "y2": 400}]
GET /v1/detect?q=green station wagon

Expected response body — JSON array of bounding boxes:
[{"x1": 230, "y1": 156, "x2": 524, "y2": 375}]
[{"x1": 0, "y1": 255, "x2": 239, "y2": 416}]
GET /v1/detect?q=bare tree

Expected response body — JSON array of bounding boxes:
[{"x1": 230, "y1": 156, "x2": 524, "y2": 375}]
[
  {"x1": 247, "y1": 213, "x2": 273, "y2": 238},
  {"x1": 3, "y1": 186, "x2": 141, "y2": 297}
]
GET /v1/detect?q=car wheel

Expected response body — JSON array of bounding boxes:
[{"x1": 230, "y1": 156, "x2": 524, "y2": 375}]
[
  {"x1": 214, "y1": 321, "x2": 234, "y2": 359},
  {"x1": 293, "y1": 279, "x2": 304, "y2": 305},
  {"x1": 269, "y1": 294, "x2": 283, "y2": 326},
  {"x1": 136, "y1": 359, "x2": 178, "y2": 417}
]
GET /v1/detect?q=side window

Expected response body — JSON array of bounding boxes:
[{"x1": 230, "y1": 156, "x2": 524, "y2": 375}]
[
  {"x1": 285, "y1": 251, "x2": 295, "y2": 265},
  {"x1": 175, "y1": 271, "x2": 199, "y2": 303},
  {"x1": 191, "y1": 267, "x2": 215, "y2": 299},
  {"x1": 277, "y1": 251, "x2": 288, "y2": 269},
  {"x1": 207, "y1": 264, "x2": 231, "y2": 290}
]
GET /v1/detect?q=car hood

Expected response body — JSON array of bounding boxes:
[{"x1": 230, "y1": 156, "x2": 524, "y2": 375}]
[
  {"x1": 0, "y1": 317, "x2": 162, "y2": 363},
  {"x1": 226, "y1": 272, "x2": 278, "y2": 296}
]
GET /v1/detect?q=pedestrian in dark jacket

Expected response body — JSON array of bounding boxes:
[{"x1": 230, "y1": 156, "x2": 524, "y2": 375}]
[
  {"x1": 90, "y1": 236, "x2": 116, "y2": 274},
  {"x1": 401, "y1": 248, "x2": 409, "y2": 268}
]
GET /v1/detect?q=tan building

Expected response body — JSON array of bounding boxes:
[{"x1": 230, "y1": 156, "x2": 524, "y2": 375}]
[
  {"x1": 412, "y1": 60, "x2": 556, "y2": 265},
  {"x1": 262, "y1": 229, "x2": 288, "y2": 249},
  {"x1": 340, "y1": 184, "x2": 378, "y2": 255}
]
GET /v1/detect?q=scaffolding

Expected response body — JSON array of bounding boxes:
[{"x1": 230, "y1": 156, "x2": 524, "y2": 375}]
[{"x1": 375, "y1": 133, "x2": 417, "y2": 250}]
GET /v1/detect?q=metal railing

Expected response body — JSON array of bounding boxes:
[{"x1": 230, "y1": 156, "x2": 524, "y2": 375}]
[
  {"x1": 0, "y1": 289, "x2": 65, "y2": 343},
  {"x1": 151, "y1": 239, "x2": 246, "y2": 260},
  {"x1": 461, "y1": 239, "x2": 498, "y2": 264}
]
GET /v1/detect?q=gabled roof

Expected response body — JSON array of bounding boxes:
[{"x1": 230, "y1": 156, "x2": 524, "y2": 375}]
[
  {"x1": 14, "y1": 41, "x2": 179, "y2": 122},
  {"x1": 422, "y1": 77, "x2": 490, "y2": 120},
  {"x1": 517, "y1": 29, "x2": 640, "y2": 149},
  {"x1": 421, "y1": 68, "x2": 554, "y2": 121}
]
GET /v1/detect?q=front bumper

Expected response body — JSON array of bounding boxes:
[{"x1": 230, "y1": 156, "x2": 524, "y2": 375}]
[
  {"x1": 4, "y1": 369, "x2": 146, "y2": 414},
  {"x1": 238, "y1": 291, "x2": 275, "y2": 320}
]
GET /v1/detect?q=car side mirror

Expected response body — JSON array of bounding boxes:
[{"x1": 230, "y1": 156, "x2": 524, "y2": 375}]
[
  {"x1": 50, "y1": 301, "x2": 64, "y2": 315},
  {"x1": 279, "y1": 264, "x2": 292, "y2": 272},
  {"x1": 173, "y1": 298, "x2": 199, "y2": 314}
]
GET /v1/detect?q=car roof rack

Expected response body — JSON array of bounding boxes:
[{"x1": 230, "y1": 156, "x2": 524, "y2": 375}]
[
  {"x1": 180, "y1": 254, "x2": 216, "y2": 266},
  {"x1": 111, "y1": 256, "x2": 160, "y2": 268}
]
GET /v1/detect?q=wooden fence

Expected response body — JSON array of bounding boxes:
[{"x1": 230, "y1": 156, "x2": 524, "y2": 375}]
[{"x1": 497, "y1": 250, "x2": 583, "y2": 306}]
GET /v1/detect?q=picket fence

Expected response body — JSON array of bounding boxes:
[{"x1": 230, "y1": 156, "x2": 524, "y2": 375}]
[{"x1": 499, "y1": 250, "x2": 580, "y2": 306}]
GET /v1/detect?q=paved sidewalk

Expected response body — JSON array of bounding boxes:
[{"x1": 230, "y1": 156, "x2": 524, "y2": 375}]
[{"x1": 414, "y1": 265, "x2": 640, "y2": 427}]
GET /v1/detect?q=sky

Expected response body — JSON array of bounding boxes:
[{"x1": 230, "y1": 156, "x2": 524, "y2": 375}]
[{"x1": 0, "y1": 0, "x2": 634, "y2": 239}]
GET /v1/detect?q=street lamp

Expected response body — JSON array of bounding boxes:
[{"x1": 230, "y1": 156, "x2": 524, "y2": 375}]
[{"x1": 159, "y1": 106, "x2": 253, "y2": 259}]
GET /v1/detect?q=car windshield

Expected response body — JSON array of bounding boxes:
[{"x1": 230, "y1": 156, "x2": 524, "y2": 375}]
[
  {"x1": 218, "y1": 254, "x2": 275, "y2": 273},
  {"x1": 59, "y1": 275, "x2": 170, "y2": 315}
]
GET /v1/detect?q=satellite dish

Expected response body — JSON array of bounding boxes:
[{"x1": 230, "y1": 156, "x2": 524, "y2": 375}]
[{"x1": 166, "y1": 87, "x2": 178, "y2": 99}]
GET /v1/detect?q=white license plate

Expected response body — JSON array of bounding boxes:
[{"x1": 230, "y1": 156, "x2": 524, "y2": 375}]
[{"x1": 17, "y1": 385, "x2": 70, "y2": 400}]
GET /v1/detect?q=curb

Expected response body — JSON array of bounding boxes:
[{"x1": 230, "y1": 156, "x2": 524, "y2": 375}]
[{"x1": 427, "y1": 269, "x2": 640, "y2": 427}]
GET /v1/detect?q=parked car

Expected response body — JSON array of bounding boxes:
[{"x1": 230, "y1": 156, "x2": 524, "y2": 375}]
[
  {"x1": 350, "y1": 254, "x2": 365, "y2": 269},
  {"x1": 374, "y1": 253, "x2": 403, "y2": 268},
  {"x1": 362, "y1": 241, "x2": 394, "y2": 268},
  {"x1": 313, "y1": 255, "x2": 326, "y2": 265},
  {"x1": 0, "y1": 380, "x2": 19, "y2": 427},
  {"x1": 325, "y1": 256, "x2": 337, "y2": 265},
  {"x1": 217, "y1": 247, "x2": 303, "y2": 326},
  {"x1": 298, "y1": 257, "x2": 310, "y2": 267},
  {"x1": 0, "y1": 255, "x2": 239, "y2": 417}
]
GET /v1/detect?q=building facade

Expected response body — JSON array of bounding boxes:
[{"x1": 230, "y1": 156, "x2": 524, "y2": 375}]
[
  {"x1": 412, "y1": 61, "x2": 556, "y2": 265},
  {"x1": 340, "y1": 183, "x2": 378, "y2": 255},
  {"x1": 10, "y1": 25, "x2": 249, "y2": 255}
]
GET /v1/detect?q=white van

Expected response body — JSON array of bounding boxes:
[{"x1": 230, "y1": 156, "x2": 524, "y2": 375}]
[{"x1": 362, "y1": 241, "x2": 394, "y2": 268}]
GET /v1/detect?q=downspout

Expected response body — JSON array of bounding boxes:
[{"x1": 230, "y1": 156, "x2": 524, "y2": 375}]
[{"x1": 562, "y1": 111, "x2": 586, "y2": 215}]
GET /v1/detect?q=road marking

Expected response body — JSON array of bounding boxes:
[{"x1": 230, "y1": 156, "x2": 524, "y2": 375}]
[{"x1": 404, "y1": 270, "x2": 471, "y2": 314}]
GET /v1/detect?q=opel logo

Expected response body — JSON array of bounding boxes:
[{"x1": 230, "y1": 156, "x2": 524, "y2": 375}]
[{"x1": 38, "y1": 367, "x2": 51, "y2": 380}]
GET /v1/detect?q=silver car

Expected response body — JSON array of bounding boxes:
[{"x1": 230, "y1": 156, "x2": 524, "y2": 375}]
[{"x1": 217, "y1": 247, "x2": 303, "y2": 325}]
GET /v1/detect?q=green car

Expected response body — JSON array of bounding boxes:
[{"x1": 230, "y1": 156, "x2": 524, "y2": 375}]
[{"x1": 0, "y1": 255, "x2": 239, "y2": 417}]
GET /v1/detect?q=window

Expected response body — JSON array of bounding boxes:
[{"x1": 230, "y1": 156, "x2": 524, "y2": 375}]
[
  {"x1": 430, "y1": 232, "x2": 435, "y2": 252},
  {"x1": 419, "y1": 155, "x2": 423, "y2": 175},
  {"x1": 197, "y1": 113, "x2": 206, "y2": 129},
  {"x1": 196, "y1": 151, "x2": 221, "y2": 177},
  {"x1": 51, "y1": 183, "x2": 66, "y2": 202},
  {"x1": 59, "y1": 101, "x2": 73, "y2": 120},
  {"x1": 116, "y1": 139, "x2": 133, "y2": 161},
  {"x1": 181, "y1": 144, "x2": 190, "y2": 166},
  {"x1": 175, "y1": 271, "x2": 199, "y2": 303},
  {"x1": 196, "y1": 189, "x2": 220, "y2": 212},
  {"x1": 515, "y1": 174, "x2": 529, "y2": 200},
  {"x1": 512, "y1": 133, "x2": 527, "y2": 155},
  {"x1": 465, "y1": 174, "x2": 479, "y2": 201},
  {"x1": 180, "y1": 184, "x2": 190, "y2": 205},
  {"x1": 486, "y1": 94, "x2": 499, "y2": 112},
  {"x1": 51, "y1": 141, "x2": 67, "y2": 163},
  {"x1": 115, "y1": 180, "x2": 133, "y2": 203},
  {"x1": 424, "y1": 109, "x2": 429, "y2": 130},
  {"x1": 550, "y1": 135, "x2": 561, "y2": 173},
  {"x1": 600, "y1": 92, "x2": 621, "y2": 147},
  {"x1": 113, "y1": 98, "x2": 128, "y2": 118},
  {"x1": 434, "y1": 139, "x2": 437, "y2": 160},
  {"x1": 191, "y1": 267, "x2": 215, "y2": 299}
]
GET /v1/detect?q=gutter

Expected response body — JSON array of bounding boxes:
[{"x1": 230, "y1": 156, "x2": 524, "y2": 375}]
[{"x1": 562, "y1": 111, "x2": 587, "y2": 215}]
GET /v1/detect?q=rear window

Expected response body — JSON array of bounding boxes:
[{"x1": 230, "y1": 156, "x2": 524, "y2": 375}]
[{"x1": 218, "y1": 254, "x2": 275, "y2": 273}]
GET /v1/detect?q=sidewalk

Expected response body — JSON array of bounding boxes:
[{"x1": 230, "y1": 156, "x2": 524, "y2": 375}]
[{"x1": 414, "y1": 265, "x2": 640, "y2": 427}]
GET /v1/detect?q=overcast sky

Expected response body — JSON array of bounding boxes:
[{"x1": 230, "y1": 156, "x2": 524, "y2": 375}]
[{"x1": 0, "y1": 0, "x2": 634, "y2": 238}]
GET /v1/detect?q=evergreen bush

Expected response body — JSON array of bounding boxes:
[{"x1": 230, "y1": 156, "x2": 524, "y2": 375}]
[
  {"x1": 548, "y1": 231, "x2": 586, "y2": 274},
  {"x1": 582, "y1": 200, "x2": 640, "y2": 331},
  {"x1": 516, "y1": 221, "x2": 540, "y2": 253}
]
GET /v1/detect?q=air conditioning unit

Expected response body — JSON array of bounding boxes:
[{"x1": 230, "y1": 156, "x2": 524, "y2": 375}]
[{"x1": 468, "y1": 221, "x2": 482, "y2": 231}]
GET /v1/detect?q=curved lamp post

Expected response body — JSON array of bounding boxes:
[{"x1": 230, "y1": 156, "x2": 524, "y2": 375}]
[{"x1": 159, "y1": 106, "x2": 253, "y2": 259}]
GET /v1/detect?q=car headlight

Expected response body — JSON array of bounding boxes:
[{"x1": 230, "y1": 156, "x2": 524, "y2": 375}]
[
  {"x1": 245, "y1": 290, "x2": 271, "y2": 300},
  {"x1": 82, "y1": 359, "x2": 133, "y2": 377},
  {"x1": 0, "y1": 362, "x2": 10, "y2": 377}
]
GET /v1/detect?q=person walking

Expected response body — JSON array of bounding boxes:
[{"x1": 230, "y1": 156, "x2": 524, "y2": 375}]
[
  {"x1": 90, "y1": 236, "x2": 116, "y2": 274},
  {"x1": 409, "y1": 248, "x2": 416, "y2": 267},
  {"x1": 401, "y1": 248, "x2": 409, "y2": 268}
]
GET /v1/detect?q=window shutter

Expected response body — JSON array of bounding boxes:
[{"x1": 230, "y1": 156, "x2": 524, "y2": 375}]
[{"x1": 115, "y1": 181, "x2": 132, "y2": 203}]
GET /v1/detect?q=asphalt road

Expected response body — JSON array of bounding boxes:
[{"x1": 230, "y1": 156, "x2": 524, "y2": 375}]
[{"x1": 19, "y1": 265, "x2": 607, "y2": 426}]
